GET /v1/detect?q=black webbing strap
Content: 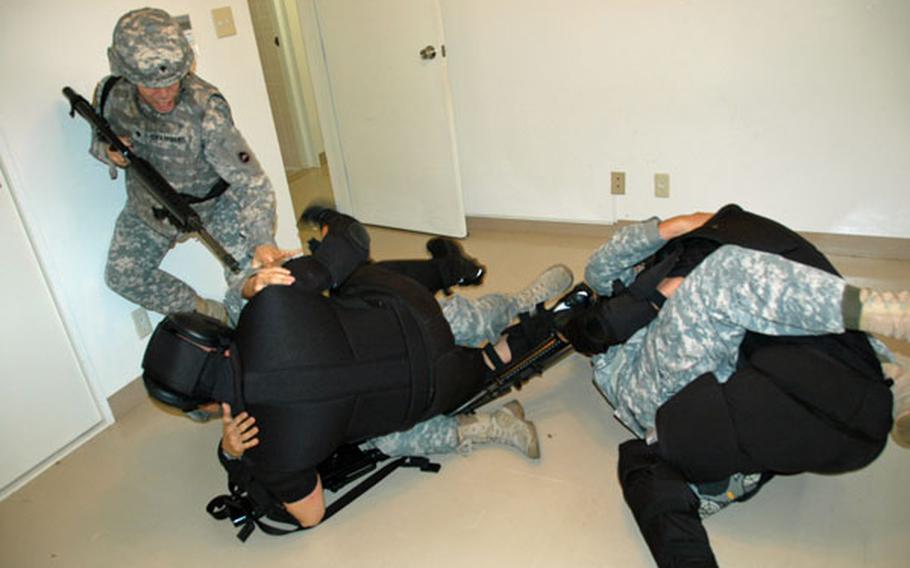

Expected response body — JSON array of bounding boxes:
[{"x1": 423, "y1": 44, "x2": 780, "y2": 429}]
[
  {"x1": 98, "y1": 76, "x2": 121, "y2": 117},
  {"x1": 323, "y1": 455, "x2": 439, "y2": 520},
  {"x1": 206, "y1": 455, "x2": 440, "y2": 541},
  {"x1": 181, "y1": 178, "x2": 230, "y2": 204},
  {"x1": 151, "y1": 178, "x2": 230, "y2": 222}
]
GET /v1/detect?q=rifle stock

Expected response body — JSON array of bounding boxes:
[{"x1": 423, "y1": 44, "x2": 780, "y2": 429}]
[{"x1": 63, "y1": 86, "x2": 241, "y2": 273}]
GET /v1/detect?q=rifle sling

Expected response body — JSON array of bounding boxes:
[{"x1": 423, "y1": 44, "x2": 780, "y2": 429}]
[{"x1": 152, "y1": 178, "x2": 230, "y2": 222}]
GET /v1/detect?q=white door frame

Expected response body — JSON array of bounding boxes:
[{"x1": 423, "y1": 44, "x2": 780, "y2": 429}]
[
  {"x1": 296, "y1": 0, "x2": 354, "y2": 212},
  {"x1": 270, "y1": 0, "x2": 321, "y2": 169}
]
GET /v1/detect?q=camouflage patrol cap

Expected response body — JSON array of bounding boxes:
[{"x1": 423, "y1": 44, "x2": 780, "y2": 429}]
[{"x1": 108, "y1": 8, "x2": 194, "y2": 87}]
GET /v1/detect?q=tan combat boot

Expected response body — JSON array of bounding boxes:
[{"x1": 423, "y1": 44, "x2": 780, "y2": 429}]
[
  {"x1": 456, "y1": 400, "x2": 540, "y2": 459},
  {"x1": 513, "y1": 265, "x2": 574, "y2": 313},
  {"x1": 859, "y1": 289, "x2": 910, "y2": 342},
  {"x1": 883, "y1": 356, "x2": 910, "y2": 448}
]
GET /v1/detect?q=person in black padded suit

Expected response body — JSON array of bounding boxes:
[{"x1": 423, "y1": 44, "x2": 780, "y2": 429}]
[{"x1": 143, "y1": 206, "x2": 574, "y2": 527}]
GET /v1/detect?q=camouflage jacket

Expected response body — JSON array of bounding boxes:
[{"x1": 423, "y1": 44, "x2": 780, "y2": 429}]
[{"x1": 90, "y1": 74, "x2": 276, "y2": 246}]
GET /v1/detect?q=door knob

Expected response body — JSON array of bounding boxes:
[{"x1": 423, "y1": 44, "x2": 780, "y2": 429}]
[{"x1": 419, "y1": 45, "x2": 437, "y2": 60}]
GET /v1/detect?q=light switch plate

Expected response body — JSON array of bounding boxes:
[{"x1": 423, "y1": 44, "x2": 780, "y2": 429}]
[
  {"x1": 654, "y1": 173, "x2": 670, "y2": 198},
  {"x1": 212, "y1": 6, "x2": 237, "y2": 38},
  {"x1": 131, "y1": 307, "x2": 152, "y2": 339}
]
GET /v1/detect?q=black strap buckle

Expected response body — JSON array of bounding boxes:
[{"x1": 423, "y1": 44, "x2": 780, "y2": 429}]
[{"x1": 206, "y1": 493, "x2": 260, "y2": 542}]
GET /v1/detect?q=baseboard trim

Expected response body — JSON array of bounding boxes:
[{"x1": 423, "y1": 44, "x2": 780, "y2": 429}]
[
  {"x1": 799, "y1": 231, "x2": 910, "y2": 261},
  {"x1": 107, "y1": 376, "x2": 147, "y2": 420},
  {"x1": 466, "y1": 216, "x2": 910, "y2": 261},
  {"x1": 467, "y1": 216, "x2": 616, "y2": 239}
]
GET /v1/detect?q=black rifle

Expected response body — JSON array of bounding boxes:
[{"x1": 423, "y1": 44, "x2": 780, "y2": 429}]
[
  {"x1": 450, "y1": 283, "x2": 595, "y2": 415},
  {"x1": 62, "y1": 86, "x2": 241, "y2": 273}
]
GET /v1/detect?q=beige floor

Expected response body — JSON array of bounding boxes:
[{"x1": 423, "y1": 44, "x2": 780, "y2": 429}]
[
  {"x1": 2, "y1": 181, "x2": 909, "y2": 566},
  {"x1": 288, "y1": 163, "x2": 336, "y2": 222}
]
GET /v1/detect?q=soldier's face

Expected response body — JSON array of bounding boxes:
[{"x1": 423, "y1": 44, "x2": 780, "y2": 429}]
[{"x1": 137, "y1": 82, "x2": 180, "y2": 113}]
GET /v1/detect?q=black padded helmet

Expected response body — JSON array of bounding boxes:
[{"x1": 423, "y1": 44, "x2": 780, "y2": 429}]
[{"x1": 142, "y1": 312, "x2": 234, "y2": 412}]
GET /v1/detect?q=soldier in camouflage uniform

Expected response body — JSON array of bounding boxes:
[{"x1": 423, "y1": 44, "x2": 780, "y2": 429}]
[
  {"x1": 584, "y1": 213, "x2": 905, "y2": 440},
  {"x1": 574, "y1": 205, "x2": 910, "y2": 567},
  {"x1": 90, "y1": 8, "x2": 285, "y2": 324}
]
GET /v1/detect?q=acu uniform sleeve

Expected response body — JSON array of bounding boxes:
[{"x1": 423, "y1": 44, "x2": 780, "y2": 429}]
[
  {"x1": 201, "y1": 96, "x2": 278, "y2": 321},
  {"x1": 584, "y1": 217, "x2": 666, "y2": 295},
  {"x1": 201, "y1": 95, "x2": 277, "y2": 250}
]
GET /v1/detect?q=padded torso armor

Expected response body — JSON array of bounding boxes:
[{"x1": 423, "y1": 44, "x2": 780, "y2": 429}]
[{"x1": 231, "y1": 264, "x2": 465, "y2": 473}]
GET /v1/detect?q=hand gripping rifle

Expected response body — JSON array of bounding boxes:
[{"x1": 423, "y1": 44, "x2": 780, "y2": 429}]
[
  {"x1": 62, "y1": 87, "x2": 241, "y2": 273},
  {"x1": 450, "y1": 283, "x2": 595, "y2": 416}
]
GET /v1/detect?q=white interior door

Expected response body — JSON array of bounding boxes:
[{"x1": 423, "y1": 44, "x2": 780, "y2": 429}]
[
  {"x1": 0, "y1": 170, "x2": 103, "y2": 495},
  {"x1": 313, "y1": 0, "x2": 466, "y2": 236}
]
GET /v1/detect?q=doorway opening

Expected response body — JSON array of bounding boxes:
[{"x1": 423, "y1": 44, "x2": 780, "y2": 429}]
[{"x1": 247, "y1": 0, "x2": 334, "y2": 238}]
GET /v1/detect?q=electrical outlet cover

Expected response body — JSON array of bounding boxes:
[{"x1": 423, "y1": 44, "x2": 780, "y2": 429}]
[
  {"x1": 211, "y1": 6, "x2": 237, "y2": 38},
  {"x1": 611, "y1": 171, "x2": 626, "y2": 195}
]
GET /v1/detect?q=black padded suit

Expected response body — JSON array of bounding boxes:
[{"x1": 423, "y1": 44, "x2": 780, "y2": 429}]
[{"x1": 227, "y1": 256, "x2": 486, "y2": 503}]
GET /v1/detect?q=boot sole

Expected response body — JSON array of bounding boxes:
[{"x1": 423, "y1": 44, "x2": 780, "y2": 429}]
[
  {"x1": 526, "y1": 420, "x2": 541, "y2": 460},
  {"x1": 893, "y1": 410, "x2": 910, "y2": 449}
]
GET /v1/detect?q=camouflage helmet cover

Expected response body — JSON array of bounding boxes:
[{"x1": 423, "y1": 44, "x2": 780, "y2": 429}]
[{"x1": 108, "y1": 7, "x2": 194, "y2": 87}]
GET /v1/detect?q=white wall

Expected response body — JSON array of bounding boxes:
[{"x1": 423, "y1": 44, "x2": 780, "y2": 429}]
[
  {"x1": 0, "y1": 0, "x2": 299, "y2": 398},
  {"x1": 441, "y1": 0, "x2": 910, "y2": 237}
]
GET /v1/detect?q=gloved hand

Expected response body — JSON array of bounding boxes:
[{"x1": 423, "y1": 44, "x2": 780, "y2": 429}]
[
  {"x1": 298, "y1": 203, "x2": 370, "y2": 287},
  {"x1": 561, "y1": 304, "x2": 612, "y2": 356}
]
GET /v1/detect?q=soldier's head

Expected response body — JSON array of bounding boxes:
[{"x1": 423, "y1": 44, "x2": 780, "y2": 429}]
[
  {"x1": 142, "y1": 312, "x2": 235, "y2": 422},
  {"x1": 108, "y1": 8, "x2": 194, "y2": 111}
]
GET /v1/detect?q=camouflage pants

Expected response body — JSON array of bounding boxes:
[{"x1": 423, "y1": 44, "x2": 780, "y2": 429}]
[
  {"x1": 594, "y1": 244, "x2": 848, "y2": 438},
  {"x1": 363, "y1": 291, "x2": 523, "y2": 456},
  {"x1": 593, "y1": 244, "x2": 851, "y2": 516},
  {"x1": 438, "y1": 293, "x2": 520, "y2": 347},
  {"x1": 105, "y1": 199, "x2": 250, "y2": 318},
  {"x1": 365, "y1": 414, "x2": 461, "y2": 456}
]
